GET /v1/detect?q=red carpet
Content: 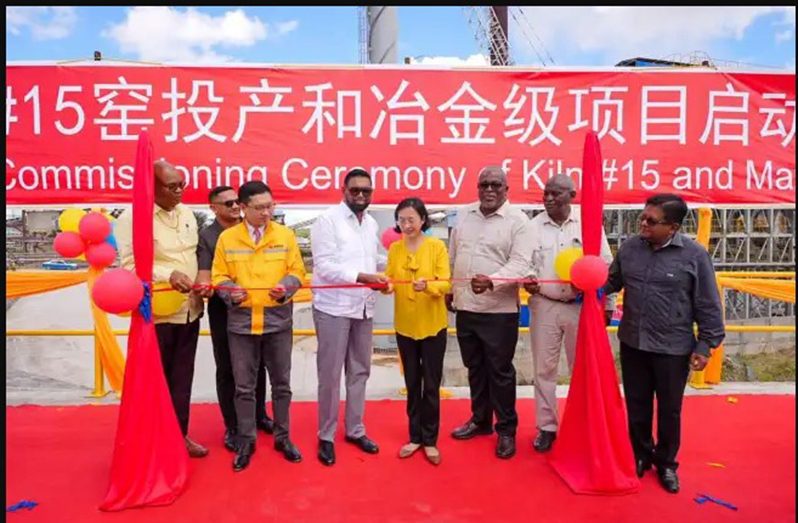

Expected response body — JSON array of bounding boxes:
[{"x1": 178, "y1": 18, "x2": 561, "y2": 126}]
[{"x1": 6, "y1": 396, "x2": 795, "y2": 523}]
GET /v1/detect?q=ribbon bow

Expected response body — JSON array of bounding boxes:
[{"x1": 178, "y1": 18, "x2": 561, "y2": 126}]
[{"x1": 138, "y1": 281, "x2": 153, "y2": 323}]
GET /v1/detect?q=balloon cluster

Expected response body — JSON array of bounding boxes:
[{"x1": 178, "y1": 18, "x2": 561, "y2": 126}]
[
  {"x1": 53, "y1": 209, "x2": 118, "y2": 269},
  {"x1": 52, "y1": 208, "x2": 144, "y2": 315},
  {"x1": 553, "y1": 247, "x2": 609, "y2": 292}
]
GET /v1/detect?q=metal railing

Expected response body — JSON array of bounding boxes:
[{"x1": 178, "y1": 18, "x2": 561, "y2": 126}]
[{"x1": 7, "y1": 325, "x2": 795, "y2": 337}]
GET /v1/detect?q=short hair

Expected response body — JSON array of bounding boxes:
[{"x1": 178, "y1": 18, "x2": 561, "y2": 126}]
[
  {"x1": 343, "y1": 168, "x2": 372, "y2": 187},
  {"x1": 208, "y1": 185, "x2": 234, "y2": 203},
  {"x1": 393, "y1": 197, "x2": 431, "y2": 233},
  {"x1": 645, "y1": 193, "x2": 688, "y2": 225},
  {"x1": 238, "y1": 181, "x2": 272, "y2": 204}
]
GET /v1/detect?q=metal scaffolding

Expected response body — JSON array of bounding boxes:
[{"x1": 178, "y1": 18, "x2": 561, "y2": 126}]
[{"x1": 599, "y1": 207, "x2": 796, "y2": 321}]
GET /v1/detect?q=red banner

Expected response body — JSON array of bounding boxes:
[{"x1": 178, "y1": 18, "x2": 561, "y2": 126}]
[{"x1": 5, "y1": 64, "x2": 795, "y2": 206}]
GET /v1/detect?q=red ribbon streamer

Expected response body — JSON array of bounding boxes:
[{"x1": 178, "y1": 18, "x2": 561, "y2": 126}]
[{"x1": 151, "y1": 277, "x2": 570, "y2": 293}]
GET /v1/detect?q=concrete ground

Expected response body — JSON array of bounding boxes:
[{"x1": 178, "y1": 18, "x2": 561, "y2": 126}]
[{"x1": 6, "y1": 286, "x2": 796, "y2": 406}]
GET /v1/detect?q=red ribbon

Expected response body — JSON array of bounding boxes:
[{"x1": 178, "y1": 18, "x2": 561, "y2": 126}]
[{"x1": 152, "y1": 277, "x2": 569, "y2": 293}]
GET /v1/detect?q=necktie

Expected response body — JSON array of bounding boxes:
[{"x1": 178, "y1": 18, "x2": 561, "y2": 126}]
[{"x1": 253, "y1": 227, "x2": 262, "y2": 244}]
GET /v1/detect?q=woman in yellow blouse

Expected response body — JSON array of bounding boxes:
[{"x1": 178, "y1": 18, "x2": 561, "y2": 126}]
[{"x1": 384, "y1": 198, "x2": 451, "y2": 465}]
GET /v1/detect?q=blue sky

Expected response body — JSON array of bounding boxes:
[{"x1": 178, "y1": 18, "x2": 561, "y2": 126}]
[{"x1": 6, "y1": 6, "x2": 796, "y2": 70}]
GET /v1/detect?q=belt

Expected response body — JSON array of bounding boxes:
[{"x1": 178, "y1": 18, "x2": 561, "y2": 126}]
[{"x1": 537, "y1": 294, "x2": 576, "y2": 304}]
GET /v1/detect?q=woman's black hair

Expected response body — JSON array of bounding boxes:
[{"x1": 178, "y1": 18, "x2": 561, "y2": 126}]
[{"x1": 393, "y1": 197, "x2": 430, "y2": 233}]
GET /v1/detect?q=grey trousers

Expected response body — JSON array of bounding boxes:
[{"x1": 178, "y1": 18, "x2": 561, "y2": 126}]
[
  {"x1": 313, "y1": 307, "x2": 374, "y2": 442},
  {"x1": 528, "y1": 295, "x2": 580, "y2": 433},
  {"x1": 229, "y1": 329, "x2": 293, "y2": 443}
]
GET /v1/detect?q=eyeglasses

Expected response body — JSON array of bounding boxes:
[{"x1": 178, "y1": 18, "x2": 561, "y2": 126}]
[
  {"x1": 640, "y1": 215, "x2": 669, "y2": 227},
  {"x1": 348, "y1": 187, "x2": 374, "y2": 196},
  {"x1": 397, "y1": 216, "x2": 421, "y2": 225},
  {"x1": 246, "y1": 202, "x2": 275, "y2": 212},
  {"x1": 160, "y1": 180, "x2": 186, "y2": 193},
  {"x1": 215, "y1": 199, "x2": 239, "y2": 208},
  {"x1": 478, "y1": 181, "x2": 505, "y2": 191}
]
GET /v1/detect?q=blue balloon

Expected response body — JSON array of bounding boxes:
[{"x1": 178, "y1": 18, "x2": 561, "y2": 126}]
[
  {"x1": 106, "y1": 221, "x2": 118, "y2": 251},
  {"x1": 423, "y1": 229, "x2": 433, "y2": 236}
]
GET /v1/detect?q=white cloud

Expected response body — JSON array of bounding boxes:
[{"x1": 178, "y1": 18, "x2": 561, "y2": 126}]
[
  {"x1": 103, "y1": 7, "x2": 298, "y2": 63},
  {"x1": 775, "y1": 29, "x2": 793, "y2": 43},
  {"x1": 513, "y1": 7, "x2": 793, "y2": 65},
  {"x1": 6, "y1": 6, "x2": 77, "y2": 40},
  {"x1": 275, "y1": 20, "x2": 299, "y2": 36},
  {"x1": 409, "y1": 53, "x2": 490, "y2": 66}
]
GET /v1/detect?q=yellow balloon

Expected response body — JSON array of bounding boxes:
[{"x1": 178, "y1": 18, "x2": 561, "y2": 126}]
[
  {"x1": 58, "y1": 208, "x2": 86, "y2": 232},
  {"x1": 554, "y1": 247, "x2": 584, "y2": 281},
  {"x1": 152, "y1": 284, "x2": 187, "y2": 316}
]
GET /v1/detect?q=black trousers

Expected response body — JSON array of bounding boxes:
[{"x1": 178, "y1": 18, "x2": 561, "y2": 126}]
[
  {"x1": 396, "y1": 328, "x2": 447, "y2": 446},
  {"x1": 455, "y1": 311, "x2": 519, "y2": 436},
  {"x1": 155, "y1": 319, "x2": 200, "y2": 436},
  {"x1": 620, "y1": 343, "x2": 691, "y2": 470},
  {"x1": 208, "y1": 295, "x2": 269, "y2": 433}
]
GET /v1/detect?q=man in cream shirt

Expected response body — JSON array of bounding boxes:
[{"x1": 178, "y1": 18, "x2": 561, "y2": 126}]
[
  {"x1": 448, "y1": 165, "x2": 534, "y2": 460},
  {"x1": 116, "y1": 160, "x2": 208, "y2": 458},
  {"x1": 524, "y1": 174, "x2": 615, "y2": 453}
]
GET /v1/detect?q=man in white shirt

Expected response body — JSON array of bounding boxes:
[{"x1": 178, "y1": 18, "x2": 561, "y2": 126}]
[
  {"x1": 310, "y1": 168, "x2": 387, "y2": 466},
  {"x1": 524, "y1": 174, "x2": 615, "y2": 453}
]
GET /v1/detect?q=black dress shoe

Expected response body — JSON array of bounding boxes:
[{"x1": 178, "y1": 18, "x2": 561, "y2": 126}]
[
  {"x1": 223, "y1": 429, "x2": 237, "y2": 452},
  {"x1": 256, "y1": 416, "x2": 274, "y2": 435},
  {"x1": 636, "y1": 458, "x2": 653, "y2": 478},
  {"x1": 496, "y1": 435, "x2": 516, "y2": 459},
  {"x1": 233, "y1": 441, "x2": 255, "y2": 472},
  {"x1": 451, "y1": 420, "x2": 493, "y2": 440},
  {"x1": 275, "y1": 439, "x2": 302, "y2": 463},
  {"x1": 318, "y1": 440, "x2": 335, "y2": 466},
  {"x1": 532, "y1": 430, "x2": 557, "y2": 453},
  {"x1": 345, "y1": 435, "x2": 379, "y2": 454},
  {"x1": 657, "y1": 468, "x2": 680, "y2": 493}
]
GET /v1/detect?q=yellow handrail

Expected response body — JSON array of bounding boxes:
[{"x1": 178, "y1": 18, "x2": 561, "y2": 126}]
[{"x1": 6, "y1": 325, "x2": 795, "y2": 337}]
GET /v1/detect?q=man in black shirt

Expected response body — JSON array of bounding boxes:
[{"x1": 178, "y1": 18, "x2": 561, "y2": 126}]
[
  {"x1": 604, "y1": 193, "x2": 725, "y2": 494},
  {"x1": 195, "y1": 186, "x2": 273, "y2": 451}
]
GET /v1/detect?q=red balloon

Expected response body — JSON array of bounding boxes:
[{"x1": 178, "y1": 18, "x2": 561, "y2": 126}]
[
  {"x1": 86, "y1": 242, "x2": 117, "y2": 269},
  {"x1": 570, "y1": 255, "x2": 609, "y2": 292},
  {"x1": 381, "y1": 227, "x2": 402, "y2": 250},
  {"x1": 53, "y1": 231, "x2": 86, "y2": 258},
  {"x1": 79, "y1": 212, "x2": 112, "y2": 244},
  {"x1": 92, "y1": 268, "x2": 143, "y2": 314}
]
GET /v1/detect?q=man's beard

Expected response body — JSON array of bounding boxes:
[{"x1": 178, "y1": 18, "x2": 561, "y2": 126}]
[{"x1": 346, "y1": 201, "x2": 369, "y2": 214}]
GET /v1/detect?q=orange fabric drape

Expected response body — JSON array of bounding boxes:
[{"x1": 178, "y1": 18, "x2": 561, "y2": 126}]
[
  {"x1": 717, "y1": 277, "x2": 795, "y2": 304},
  {"x1": 6, "y1": 270, "x2": 90, "y2": 298},
  {"x1": 695, "y1": 207, "x2": 713, "y2": 249},
  {"x1": 691, "y1": 208, "x2": 722, "y2": 387}
]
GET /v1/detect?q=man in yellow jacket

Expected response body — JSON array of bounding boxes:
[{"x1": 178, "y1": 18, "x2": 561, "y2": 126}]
[{"x1": 211, "y1": 181, "x2": 305, "y2": 471}]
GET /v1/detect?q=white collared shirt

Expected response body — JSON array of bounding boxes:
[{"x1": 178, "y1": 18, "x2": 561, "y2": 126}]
[
  {"x1": 310, "y1": 202, "x2": 386, "y2": 319},
  {"x1": 527, "y1": 206, "x2": 615, "y2": 309}
]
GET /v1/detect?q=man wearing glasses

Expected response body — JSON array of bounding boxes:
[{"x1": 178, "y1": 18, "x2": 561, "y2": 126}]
[
  {"x1": 212, "y1": 181, "x2": 306, "y2": 471},
  {"x1": 116, "y1": 160, "x2": 208, "y2": 458},
  {"x1": 310, "y1": 168, "x2": 387, "y2": 466},
  {"x1": 603, "y1": 193, "x2": 725, "y2": 493},
  {"x1": 195, "y1": 186, "x2": 274, "y2": 453},
  {"x1": 523, "y1": 174, "x2": 616, "y2": 454},
  {"x1": 447, "y1": 166, "x2": 534, "y2": 459}
]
